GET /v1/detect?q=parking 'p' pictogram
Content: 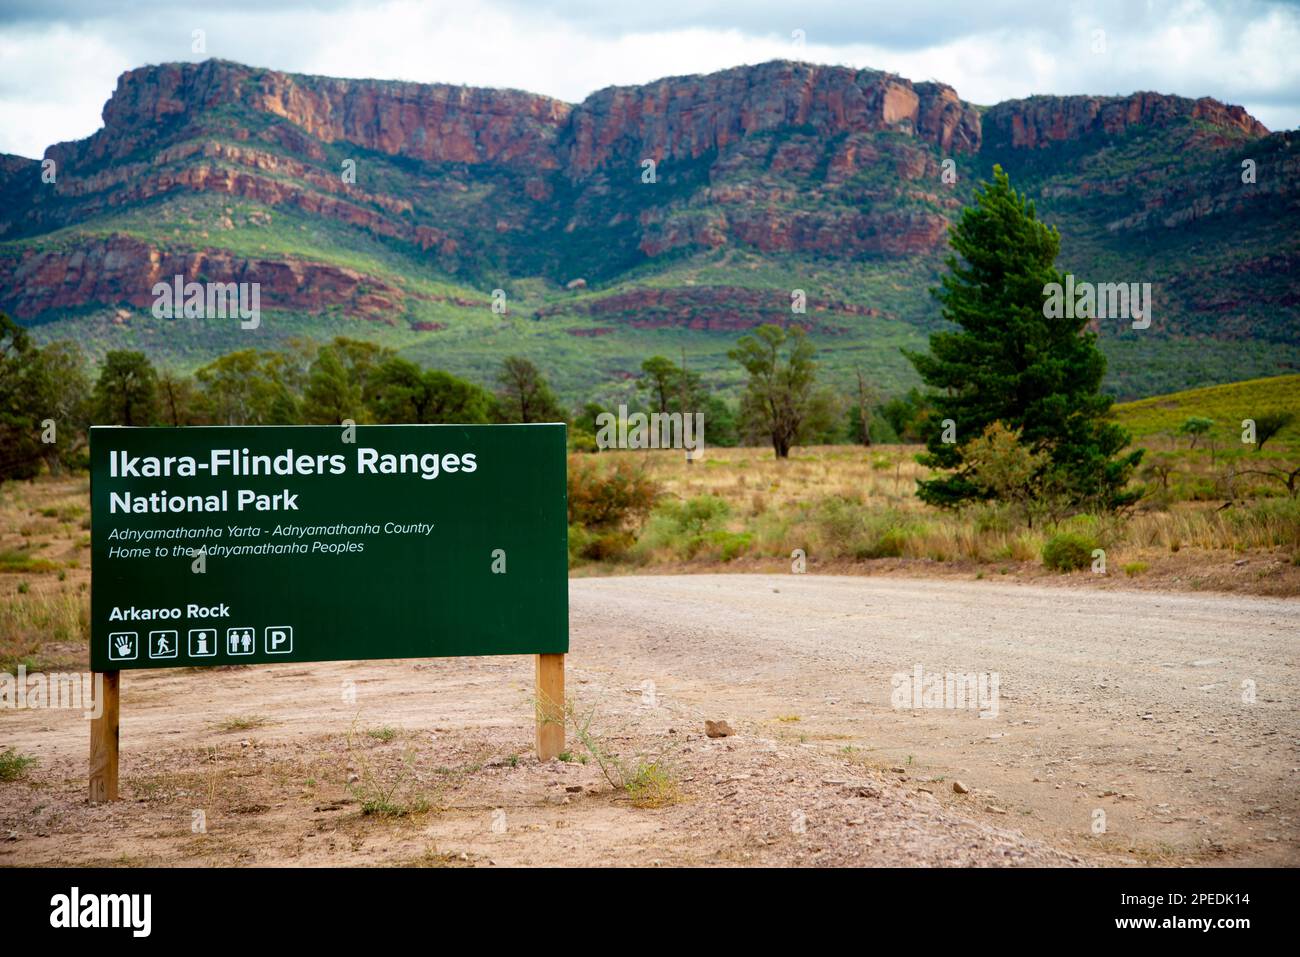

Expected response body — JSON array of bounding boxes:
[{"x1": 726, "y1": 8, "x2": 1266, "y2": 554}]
[{"x1": 265, "y1": 626, "x2": 293, "y2": 654}]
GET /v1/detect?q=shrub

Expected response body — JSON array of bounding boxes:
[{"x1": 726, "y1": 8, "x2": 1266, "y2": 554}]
[
  {"x1": 1123, "y1": 561, "x2": 1149, "y2": 577},
  {"x1": 570, "y1": 430, "x2": 598, "y2": 453},
  {"x1": 567, "y1": 456, "x2": 659, "y2": 564},
  {"x1": 623, "y1": 761, "x2": 681, "y2": 809},
  {"x1": 586, "y1": 530, "x2": 635, "y2": 561},
  {"x1": 815, "y1": 498, "x2": 922, "y2": 559},
  {"x1": 1041, "y1": 531, "x2": 1097, "y2": 572},
  {"x1": 568, "y1": 523, "x2": 637, "y2": 562},
  {"x1": 662, "y1": 495, "x2": 731, "y2": 534},
  {"x1": 567, "y1": 455, "x2": 659, "y2": 531},
  {"x1": 961, "y1": 422, "x2": 1050, "y2": 516},
  {"x1": 0, "y1": 749, "x2": 36, "y2": 782},
  {"x1": 702, "y1": 530, "x2": 752, "y2": 562},
  {"x1": 969, "y1": 502, "x2": 1014, "y2": 534},
  {"x1": 861, "y1": 527, "x2": 910, "y2": 559},
  {"x1": 633, "y1": 495, "x2": 735, "y2": 561},
  {"x1": 567, "y1": 523, "x2": 591, "y2": 562}
]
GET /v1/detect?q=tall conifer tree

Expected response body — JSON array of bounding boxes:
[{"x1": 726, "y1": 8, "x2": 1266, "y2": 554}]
[{"x1": 905, "y1": 166, "x2": 1142, "y2": 510}]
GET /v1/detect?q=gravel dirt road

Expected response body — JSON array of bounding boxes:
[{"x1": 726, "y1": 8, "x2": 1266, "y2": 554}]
[
  {"x1": 572, "y1": 574, "x2": 1299, "y2": 865},
  {"x1": 2, "y1": 574, "x2": 1294, "y2": 866}
]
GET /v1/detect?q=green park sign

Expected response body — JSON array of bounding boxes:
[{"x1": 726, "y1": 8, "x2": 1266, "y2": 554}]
[{"x1": 90, "y1": 424, "x2": 568, "y2": 672}]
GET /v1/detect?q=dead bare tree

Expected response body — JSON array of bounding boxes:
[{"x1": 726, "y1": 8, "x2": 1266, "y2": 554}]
[
  {"x1": 1232, "y1": 463, "x2": 1300, "y2": 498},
  {"x1": 854, "y1": 367, "x2": 875, "y2": 447}
]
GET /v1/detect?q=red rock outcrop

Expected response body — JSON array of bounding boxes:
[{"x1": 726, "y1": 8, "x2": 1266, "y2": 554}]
[
  {"x1": 563, "y1": 62, "x2": 981, "y2": 177},
  {"x1": 537, "y1": 285, "x2": 881, "y2": 331},
  {"x1": 51, "y1": 59, "x2": 571, "y2": 171},
  {"x1": 0, "y1": 234, "x2": 409, "y2": 321},
  {"x1": 48, "y1": 59, "x2": 1265, "y2": 182},
  {"x1": 984, "y1": 92, "x2": 1267, "y2": 150}
]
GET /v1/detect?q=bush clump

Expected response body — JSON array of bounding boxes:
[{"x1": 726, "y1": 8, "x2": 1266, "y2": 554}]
[
  {"x1": 815, "y1": 498, "x2": 922, "y2": 559},
  {"x1": 567, "y1": 456, "x2": 659, "y2": 562},
  {"x1": 1041, "y1": 531, "x2": 1097, "y2": 572},
  {"x1": 634, "y1": 495, "x2": 740, "y2": 561}
]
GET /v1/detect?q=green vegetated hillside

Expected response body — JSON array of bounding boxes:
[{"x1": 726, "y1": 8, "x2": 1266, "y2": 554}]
[
  {"x1": 1114, "y1": 373, "x2": 1300, "y2": 448},
  {"x1": 1, "y1": 59, "x2": 1296, "y2": 406}
]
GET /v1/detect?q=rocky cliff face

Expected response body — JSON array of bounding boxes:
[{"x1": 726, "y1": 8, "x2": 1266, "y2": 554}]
[
  {"x1": 55, "y1": 59, "x2": 983, "y2": 176},
  {"x1": 52, "y1": 59, "x2": 572, "y2": 171},
  {"x1": 983, "y1": 91, "x2": 1268, "y2": 151},
  {"x1": 63, "y1": 60, "x2": 1259, "y2": 181},
  {"x1": 563, "y1": 62, "x2": 981, "y2": 176}
]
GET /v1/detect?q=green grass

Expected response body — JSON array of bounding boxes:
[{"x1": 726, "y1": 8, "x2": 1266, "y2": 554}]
[
  {"x1": 344, "y1": 720, "x2": 432, "y2": 818},
  {"x1": 622, "y1": 760, "x2": 682, "y2": 809},
  {"x1": 0, "y1": 588, "x2": 89, "y2": 652},
  {"x1": 0, "y1": 548, "x2": 60, "y2": 574},
  {"x1": 1114, "y1": 374, "x2": 1300, "y2": 448},
  {"x1": 0, "y1": 749, "x2": 37, "y2": 782}
]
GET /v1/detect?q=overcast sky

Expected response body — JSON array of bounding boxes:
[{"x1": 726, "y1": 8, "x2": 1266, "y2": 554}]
[{"x1": 1, "y1": 0, "x2": 1297, "y2": 158}]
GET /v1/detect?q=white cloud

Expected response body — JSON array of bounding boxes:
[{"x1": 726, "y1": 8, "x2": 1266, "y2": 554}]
[
  {"x1": 0, "y1": 25, "x2": 131, "y2": 157},
  {"x1": 0, "y1": 0, "x2": 1295, "y2": 158}
]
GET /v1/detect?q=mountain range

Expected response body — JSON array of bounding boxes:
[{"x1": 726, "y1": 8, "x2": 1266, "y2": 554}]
[{"x1": 1, "y1": 58, "x2": 1296, "y2": 403}]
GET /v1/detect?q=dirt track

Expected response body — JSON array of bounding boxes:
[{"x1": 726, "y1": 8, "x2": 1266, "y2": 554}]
[
  {"x1": 1, "y1": 574, "x2": 1295, "y2": 866},
  {"x1": 574, "y1": 574, "x2": 1299, "y2": 864}
]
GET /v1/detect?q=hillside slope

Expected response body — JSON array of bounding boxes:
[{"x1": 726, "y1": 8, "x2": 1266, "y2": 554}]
[
  {"x1": 1114, "y1": 373, "x2": 1300, "y2": 448},
  {"x1": 1, "y1": 59, "x2": 1296, "y2": 402}
]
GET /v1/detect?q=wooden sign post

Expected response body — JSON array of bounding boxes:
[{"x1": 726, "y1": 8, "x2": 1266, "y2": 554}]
[
  {"x1": 535, "y1": 653, "x2": 565, "y2": 761},
  {"x1": 88, "y1": 670, "x2": 119, "y2": 803}
]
